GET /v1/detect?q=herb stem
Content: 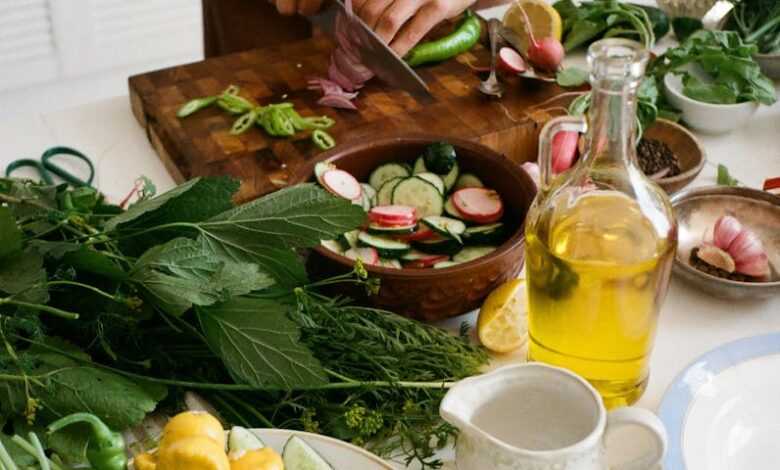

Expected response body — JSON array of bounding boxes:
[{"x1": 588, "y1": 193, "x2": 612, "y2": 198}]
[
  {"x1": 45, "y1": 280, "x2": 121, "y2": 303},
  {"x1": 0, "y1": 298, "x2": 79, "y2": 320},
  {"x1": 746, "y1": 15, "x2": 780, "y2": 43},
  {"x1": 220, "y1": 391, "x2": 275, "y2": 428},
  {"x1": 0, "y1": 193, "x2": 51, "y2": 212},
  {"x1": 9, "y1": 435, "x2": 62, "y2": 470}
]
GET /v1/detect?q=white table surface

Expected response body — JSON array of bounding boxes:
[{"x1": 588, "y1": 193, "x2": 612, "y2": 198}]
[{"x1": 1, "y1": 2, "x2": 779, "y2": 467}]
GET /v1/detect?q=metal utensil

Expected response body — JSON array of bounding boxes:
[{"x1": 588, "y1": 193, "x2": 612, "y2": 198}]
[
  {"x1": 498, "y1": 26, "x2": 557, "y2": 83},
  {"x1": 479, "y1": 19, "x2": 504, "y2": 98},
  {"x1": 308, "y1": 0, "x2": 431, "y2": 98},
  {"x1": 671, "y1": 185, "x2": 780, "y2": 300}
]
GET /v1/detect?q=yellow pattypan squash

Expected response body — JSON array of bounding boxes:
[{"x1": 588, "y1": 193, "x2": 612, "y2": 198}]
[
  {"x1": 157, "y1": 436, "x2": 230, "y2": 470},
  {"x1": 230, "y1": 448, "x2": 284, "y2": 470},
  {"x1": 160, "y1": 411, "x2": 226, "y2": 450}
]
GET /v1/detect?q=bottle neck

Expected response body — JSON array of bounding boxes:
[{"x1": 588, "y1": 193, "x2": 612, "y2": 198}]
[{"x1": 586, "y1": 80, "x2": 638, "y2": 167}]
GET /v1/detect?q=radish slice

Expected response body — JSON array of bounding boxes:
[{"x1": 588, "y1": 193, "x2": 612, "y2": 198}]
[
  {"x1": 552, "y1": 131, "x2": 579, "y2": 174},
  {"x1": 405, "y1": 255, "x2": 450, "y2": 269},
  {"x1": 395, "y1": 226, "x2": 435, "y2": 242},
  {"x1": 453, "y1": 188, "x2": 504, "y2": 224},
  {"x1": 498, "y1": 47, "x2": 527, "y2": 73},
  {"x1": 344, "y1": 247, "x2": 379, "y2": 265},
  {"x1": 322, "y1": 169, "x2": 362, "y2": 200},
  {"x1": 368, "y1": 205, "x2": 417, "y2": 225}
]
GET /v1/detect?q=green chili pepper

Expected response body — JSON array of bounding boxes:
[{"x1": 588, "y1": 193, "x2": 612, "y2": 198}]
[
  {"x1": 177, "y1": 96, "x2": 217, "y2": 118},
  {"x1": 302, "y1": 116, "x2": 335, "y2": 130},
  {"x1": 312, "y1": 129, "x2": 336, "y2": 150},
  {"x1": 230, "y1": 109, "x2": 258, "y2": 134},
  {"x1": 405, "y1": 10, "x2": 481, "y2": 67},
  {"x1": 268, "y1": 107, "x2": 296, "y2": 136},
  {"x1": 223, "y1": 85, "x2": 240, "y2": 96},
  {"x1": 48, "y1": 413, "x2": 127, "y2": 470}
]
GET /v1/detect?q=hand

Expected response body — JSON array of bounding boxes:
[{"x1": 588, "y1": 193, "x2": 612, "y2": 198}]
[
  {"x1": 353, "y1": 0, "x2": 477, "y2": 56},
  {"x1": 274, "y1": 0, "x2": 325, "y2": 16}
]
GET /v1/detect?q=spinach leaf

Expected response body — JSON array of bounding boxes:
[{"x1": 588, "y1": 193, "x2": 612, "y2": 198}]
[
  {"x1": 132, "y1": 237, "x2": 274, "y2": 316},
  {"x1": 197, "y1": 297, "x2": 327, "y2": 389}
]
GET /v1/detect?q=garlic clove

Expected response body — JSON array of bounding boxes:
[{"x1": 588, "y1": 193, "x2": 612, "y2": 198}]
[
  {"x1": 736, "y1": 253, "x2": 770, "y2": 278},
  {"x1": 697, "y1": 244, "x2": 736, "y2": 273},
  {"x1": 713, "y1": 215, "x2": 742, "y2": 251}
]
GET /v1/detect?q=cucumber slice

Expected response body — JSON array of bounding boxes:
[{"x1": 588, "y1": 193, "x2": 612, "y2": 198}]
[
  {"x1": 391, "y1": 177, "x2": 444, "y2": 218},
  {"x1": 413, "y1": 237, "x2": 463, "y2": 255},
  {"x1": 320, "y1": 239, "x2": 344, "y2": 254},
  {"x1": 463, "y1": 223, "x2": 506, "y2": 245},
  {"x1": 361, "y1": 184, "x2": 377, "y2": 210},
  {"x1": 454, "y1": 173, "x2": 484, "y2": 191},
  {"x1": 339, "y1": 230, "x2": 360, "y2": 249},
  {"x1": 369, "y1": 163, "x2": 411, "y2": 190},
  {"x1": 416, "y1": 172, "x2": 446, "y2": 194},
  {"x1": 453, "y1": 246, "x2": 498, "y2": 263},
  {"x1": 444, "y1": 196, "x2": 465, "y2": 219},
  {"x1": 401, "y1": 250, "x2": 434, "y2": 261},
  {"x1": 442, "y1": 161, "x2": 460, "y2": 192},
  {"x1": 434, "y1": 260, "x2": 462, "y2": 269},
  {"x1": 367, "y1": 223, "x2": 417, "y2": 235},
  {"x1": 376, "y1": 177, "x2": 403, "y2": 206},
  {"x1": 412, "y1": 156, "x2": 428, "y2": 174},
  {"x1": 422, "y1": 216, "x2": 466, "y2": 243},
  {"x1": 283, "y1": 435, "x2": 334, "y2": 470},
  {"x1": 314, "y1": 161, "x2": 336, "y2": 185},
  {"x1": 228, "y1": 426, "x2": 265, "y2": 456},
  {"x1": 376, "y1": 258, "x2": 403, "y2": 269},
  {"x1": 358, "y1": 231, "x2": 411, "y2": 258}
]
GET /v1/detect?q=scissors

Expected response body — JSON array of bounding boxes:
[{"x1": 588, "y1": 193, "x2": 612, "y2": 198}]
[{"x1": 5, "y1": 146, "x2": 95, "y2": 187}]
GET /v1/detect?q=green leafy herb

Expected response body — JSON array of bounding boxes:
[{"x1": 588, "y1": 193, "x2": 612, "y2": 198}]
[
  {"x1": 727, "y1": 0, "x2": 780, "y2": 54},
  {"x1": 717, "y1": 164, "x2": 741, "y2": 186},
  {"x1": 553, "y1": 0, "x2": 660, "y2": 51},
  {"x1": 672, "y1": 16, "x2": 703, "y2": 42},
  {"x1": 556, "y1": 67, "x2": 589, "y2": 87}
]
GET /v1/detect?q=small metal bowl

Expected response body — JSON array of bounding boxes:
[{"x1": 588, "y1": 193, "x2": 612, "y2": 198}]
[{"x1": 671, "y1": 186, "x2": 780, "y2": 299}]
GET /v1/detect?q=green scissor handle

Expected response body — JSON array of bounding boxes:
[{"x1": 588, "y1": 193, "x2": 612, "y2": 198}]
[{"x1": 5, "y1": 146, "x2": 95, "y2": 187}]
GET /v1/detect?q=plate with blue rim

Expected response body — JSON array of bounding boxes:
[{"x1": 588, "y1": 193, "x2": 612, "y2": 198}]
[{"x1": 658, "y1": 333, "x2": 780, "y2": 470}]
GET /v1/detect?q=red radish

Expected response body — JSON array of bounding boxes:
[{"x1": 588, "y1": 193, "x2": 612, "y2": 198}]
[
  {"x1": 453, "y1": 188, "x2": 504, "y2": 224},
  {"x1": 344, "y1": 247, "x2": 379, "y2": 265},
  {"x1": 368, "y1": 205, "x2": 417, "y2": 225},
  {"x1": 395, "y1": 226, "x2": 435, "y2": 242},
  {"x1": 322, "y1": 169, "x2": 362, "y2": 200},
  {"x1": 515, "y1": 5, "x2": 565, "y2": 72},
  {"x1": 498, "y1": 47, "x2": 527, "y2": 73},
  {"x1": 763, "y1": 177, "x2": 780, "y2": 195},
  {"x1": 405, "y1": 255, "x2": 450, "y2": 269},
  {"x1": 552, "y1": 131, "x2": 579, "y2": 174}
]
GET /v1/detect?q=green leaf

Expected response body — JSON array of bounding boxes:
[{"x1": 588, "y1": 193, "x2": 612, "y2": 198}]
[
  {"x1": 131, "y1": 237, "x2": 275, "y2": 316},
  {"x1": 0, "y1": 433, "x2": 37, "y2": 467},
  {"x1": 0, "y1": 179, "x2": 60, "y2": 220},
  {"x1": 60, "y1": 247, "x2": 127, "y2": 282},
  {"x1": 556, "y1": 67, "x2": 589, "y2": 87},
  {"x1": 563, "y1": 19, "x2": 606, "y2": 51},
  {"x1": 27, "y1": 240, "x2": 80, "y2": 259},
  {"x1": 717, "y1": 164, "x2": 740, "y2": 186},
  {"x1": 0, "y1": 207, "x2": 22, "y2": 259},
  {"x1": 197, "y1": 297, "x2": 327, "y2": 389},
  {"x1": 0, "y1": 249, "x2": 48, "y2": 303}
]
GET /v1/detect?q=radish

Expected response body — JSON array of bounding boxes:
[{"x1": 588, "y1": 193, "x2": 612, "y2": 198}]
[
  {"x1": 322, "y1": 169, "x2": 362, "y2": 200},
  {"x1": 405, "y1": 255, "x2": 450, "y2": 269},
  {"x1": 452, "y1": 188, "x2": 504, "y2": 224},
  {"x1": 552, "y1": 131, "x2": 579, "y2": 174},
  {"x1": 368, "y1": 205, "x2": 417, "y2": 226},
  {"x1": 498, "y1": 47, "x2": 527, "y2": 74},
  {"x1": 395, "y1": 226, "x2": 435, "y2": 242},
  {"x1": 763, "y1": 177, "x2": 780, "y2": 195},
  {"x1": 344, "y1": 247, "x2": 379, "y2": 265},
  {"x1": 515, "y1": 5, "x2": 565, "y2": 73}
]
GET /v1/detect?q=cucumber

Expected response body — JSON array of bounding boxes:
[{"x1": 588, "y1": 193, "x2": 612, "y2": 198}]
[
  {"x1": 463, "y1": 223, "x2": 506, "y2": 245},
  {"x1": 416, "y1": 172, "x2": 446, "y2": 194},
  {"x1": 283, "y1": 435, "x2": 334, "y2": 470},
  {"x1": 376, "y1": 177, "x2": 403, "y2": 206},
  {"x1": 376, "y1": 258, "x2": 403, "y2": 269},
  {"x1": 320, "y1": 239, "x2": 344, "y2": 254},
  {"x1": 369, "y1": 163, "x2": 411, "y2": 190},
  {"x1": 361, "y1": 183, "x2": 377, "y2": 208},
  {"x1": 413, "y1": 156, "x2": 428, "y2": 174},
  {"x1": 367, "y1": 223, "x2": 417, "y2": 235},
  {"x1": 401, "y1": 250, "x2": 434, "y2": 261},
  {"x1": 454, "y1": 173, "x2": 484, "y2": 191},
  {"x1": 228, "y1": 426, "x2": 265, "y2": 456},
  {"x1": 358, "y1": 231, "x2": 410, "y2": 258},
  {"x1": 444, "y1": 196, "x2": 465, "y2": 219},
  {"x1": 423, "y1": 142, "x2": 457, "y2": 174},
  {"x1": 442, "y1": 161, "x2": 460, "y2": 192},
  {"x1": 453, "y1": 245, "x2": 497, "y2": 263},
  {"x1": 413, "y1": 237, "x2": 463, "y2": 255},
  {"x1": 391, "y1": 177, "x2": 444, "y2": 218},
  {"x1": 339, "y1": 230, "x2": 360, "y2": 249},
  {"x1": 434, "y1": 260, "x2": 462, "y2": 269},
  {"x1": 422, "y1": 216, "x2": 466, "y2": 243}
]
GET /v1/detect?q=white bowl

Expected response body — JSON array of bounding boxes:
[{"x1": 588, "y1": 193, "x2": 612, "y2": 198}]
[{"x1": 663, "y1": 73, "x2": 759, "y2": 135}]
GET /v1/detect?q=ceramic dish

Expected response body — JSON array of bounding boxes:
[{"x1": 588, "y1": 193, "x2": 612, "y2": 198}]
[
  {"x1": 664, "y1": 73, "x2": 759, "y2": 135},
  {"x1": 658, "y1": 333, "x2": 780, "y2": 470},
  {"x1": 670, "y1": 186, "x2": 780, "y2": 299},
  {"x1": 300, "y1": 135, "x2": 537, "y2": 322}
]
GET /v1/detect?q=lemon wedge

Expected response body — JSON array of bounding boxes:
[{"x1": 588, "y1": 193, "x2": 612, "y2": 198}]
[
  {"x1": 503, "y1": 0, "x2": 563, "y2": 52},
  {"x1": 477, "y1": 279, "x2": 528, "y2": 354}
]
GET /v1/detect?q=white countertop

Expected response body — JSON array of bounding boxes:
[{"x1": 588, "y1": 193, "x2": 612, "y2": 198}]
[{"x1": 1, "y1": 3, "x2": 779, "y2": 466}]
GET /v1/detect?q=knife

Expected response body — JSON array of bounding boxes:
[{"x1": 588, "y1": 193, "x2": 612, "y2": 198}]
[{"x1": 308, "y1": 0, "x2": 432, "y2": 98}]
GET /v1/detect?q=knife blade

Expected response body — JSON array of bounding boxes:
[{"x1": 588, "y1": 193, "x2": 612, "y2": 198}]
[{"x1": 309, "y1": 0, "x2": 431, "y2": 98}]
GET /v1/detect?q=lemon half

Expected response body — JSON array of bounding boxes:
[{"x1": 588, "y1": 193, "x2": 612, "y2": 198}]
[
  {"x1": 477, "y1": 279, "x2": 528, "y2": 354},
  {"x1": 503, "y1": 0, "x2": 563, "y2": 52}
]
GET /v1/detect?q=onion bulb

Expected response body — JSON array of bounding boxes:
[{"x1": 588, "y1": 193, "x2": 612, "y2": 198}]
[{"x1": 708, "y1": 215, "x2": 770, "y2": 278}]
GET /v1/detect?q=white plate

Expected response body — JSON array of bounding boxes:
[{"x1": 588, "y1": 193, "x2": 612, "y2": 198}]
[
  {"x1": 658, "y1": 333, "x2": 780, "y2": 470},
  {"x1": 250, "y1": 429, "x2": 394, "y2": 469}
]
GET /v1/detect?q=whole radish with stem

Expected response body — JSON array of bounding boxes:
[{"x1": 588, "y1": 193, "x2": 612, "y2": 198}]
[{"x1": 514, "y1": 4, "x2": 566, "y2": 72}]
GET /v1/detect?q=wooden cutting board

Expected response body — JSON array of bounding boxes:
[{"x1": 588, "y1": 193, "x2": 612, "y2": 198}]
[{"x1": 128, "y1": 29, "x2": 569, "y2": 202}]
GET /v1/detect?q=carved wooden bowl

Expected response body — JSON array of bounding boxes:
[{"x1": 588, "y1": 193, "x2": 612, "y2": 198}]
[{"x1": 299, "y1": 135, "x2": 537, "y2": 322}]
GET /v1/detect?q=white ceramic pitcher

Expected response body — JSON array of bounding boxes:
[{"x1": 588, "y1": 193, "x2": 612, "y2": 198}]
[{"x1": 440, "y1": 363, "x2": 666, "y2": 470}]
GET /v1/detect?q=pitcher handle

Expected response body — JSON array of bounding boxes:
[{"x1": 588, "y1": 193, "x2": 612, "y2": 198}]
[
  {"x1": 537, "y1": 116, "x2": 588, "y2": 189},
  {"x1": 605, "y1": 407, "x2": 667, "y2": 470}
]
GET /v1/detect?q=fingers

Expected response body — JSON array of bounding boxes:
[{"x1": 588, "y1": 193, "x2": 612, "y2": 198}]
[
  {"x1": 275, "y1": 0, "x2": 297, "y2": 15},
  {"x1": 297, "y1": 0, "x2": 324, "y2": 15},
  {"x1": 372, "y1": 0, "x2": 421, "y2": 45},
  {"x1": 388, "y1": 1, "x2": 448, "y2": 56},
  {"x1": 356, "y1": 0, "x2": 394, "y2": 30}
]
